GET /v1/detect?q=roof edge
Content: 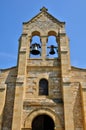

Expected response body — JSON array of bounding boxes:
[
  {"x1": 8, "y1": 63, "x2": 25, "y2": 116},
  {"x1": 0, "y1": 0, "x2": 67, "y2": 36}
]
[
  {"x1": 23, "y1": 7, "x2": 65, "y2": 26},
  {"x1": 0, "y1": 66, "x2": 17, "y2": 72},
  {"x1": 71, "y1": 66, "x2": 86, "y2": 71}
]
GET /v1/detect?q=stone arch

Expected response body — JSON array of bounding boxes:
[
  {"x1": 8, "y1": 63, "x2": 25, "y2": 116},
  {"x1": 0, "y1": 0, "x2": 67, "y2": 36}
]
[
  {"x1": 46, "y1": 31, "x2": 58, "y2": 58},
  {"x1": 24, "y1": 108, "x2": 62, "y2": 129},
  {"x1": 30, "y1": 31, "x2": 41, "y2": 43},
  {"x1": 31, "y1": 31, "x2": 40, "y2": 37},
  {"x1": 47, "y1": 30, "x2": 59, "y2": 43},
  {"x1": 27, "y1": 27, "x2": 43, "y2": 37},
  {"x1": 48, "y1": 31, "x2": 57, "y2": 37},
  {"x1": 29, "y1": 31, "x2": 42, "y2": 58}
]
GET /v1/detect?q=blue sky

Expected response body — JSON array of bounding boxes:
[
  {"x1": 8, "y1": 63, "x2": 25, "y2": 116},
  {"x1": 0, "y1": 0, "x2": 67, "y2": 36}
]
[{"x1": 0, "y1": 0, "x2": 86, "y2": 69}]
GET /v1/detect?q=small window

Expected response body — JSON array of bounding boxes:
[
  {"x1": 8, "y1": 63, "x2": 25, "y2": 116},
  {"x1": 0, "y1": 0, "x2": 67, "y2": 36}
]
[{"x1": 39, "y1": 78, "x2": 48, "y2": 95}]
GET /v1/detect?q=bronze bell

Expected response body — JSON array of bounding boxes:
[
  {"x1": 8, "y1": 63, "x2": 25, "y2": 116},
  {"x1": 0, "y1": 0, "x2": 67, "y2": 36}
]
[
  {"x1": 49, "y1": 45, "x2": 55, "y2": 55},
  {"x1": 30, "y1": 43, "x2": 41, "y2": 55}
]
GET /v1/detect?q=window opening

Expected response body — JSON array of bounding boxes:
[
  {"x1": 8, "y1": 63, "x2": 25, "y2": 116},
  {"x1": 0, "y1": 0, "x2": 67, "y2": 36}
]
[
  {"x1": 39, "y1": 78, "x2": 48, "y2": 95},
  {"x1": 47, "y1": 36, "x2": 58, "y2": 58},
  {"x1": 30, "y1": 36, "x2": 41, "y2": 58}
]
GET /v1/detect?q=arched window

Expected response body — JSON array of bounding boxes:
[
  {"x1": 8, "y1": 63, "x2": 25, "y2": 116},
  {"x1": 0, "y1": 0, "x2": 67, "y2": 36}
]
[
  {"x1": 47, "y1": 35, "x2": 58, "y2": 58},
  {"x1": 39, "y1": 78, "x2": 48, "y2": 95},
  {"x1": 30, "y1": 35, "x2": 41, "y2": 58}
]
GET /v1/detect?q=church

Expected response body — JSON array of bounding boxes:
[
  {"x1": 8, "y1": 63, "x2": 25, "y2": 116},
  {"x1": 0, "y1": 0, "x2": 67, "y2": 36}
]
[{"x1": 0, "y1": 7, "x2": 86, "y2": 130}]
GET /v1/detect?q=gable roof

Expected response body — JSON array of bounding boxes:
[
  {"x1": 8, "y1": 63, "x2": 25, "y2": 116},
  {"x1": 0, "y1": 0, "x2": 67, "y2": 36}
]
[{"x1": 23, "y1": 7, "x2": 65, "y2": 27}]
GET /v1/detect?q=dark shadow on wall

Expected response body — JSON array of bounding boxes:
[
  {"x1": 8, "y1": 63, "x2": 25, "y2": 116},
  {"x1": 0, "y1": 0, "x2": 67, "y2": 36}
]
[
  {"x1": 1, "y1": 68, "x2": 17, "y2": 130},
  {"x1": 73, "y1": 84, "x2": 84, "y2": 129}
]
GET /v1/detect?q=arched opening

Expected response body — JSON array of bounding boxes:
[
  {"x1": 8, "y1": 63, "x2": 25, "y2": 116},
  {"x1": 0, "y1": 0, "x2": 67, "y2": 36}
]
[
  {"x1": 39, "y1": 78, "x2": 48, "y2": 95},
  {"x1": 31, "y1": 35, "x2": 40, "y2": 43},
  {"x1": 47, "y1": 35, "x2": 58, "y2": 58},
  {"x1": 48, "y1": 31, "x2": 57, "y2": 36},
  {"x1": 32, "y1": 31, "x2": 40, "y2": 37},
  {"x1": 30, "y1": 35, "x2": 41, "y2": 58},
  {"x1": 32, "y1": 115, "x2": 55, "y2": 130}
]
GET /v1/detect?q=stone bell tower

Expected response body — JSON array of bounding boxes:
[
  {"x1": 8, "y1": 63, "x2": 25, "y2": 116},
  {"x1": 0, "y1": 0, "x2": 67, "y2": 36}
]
[
  {"x1": 1, "y1": 7, "x2": 85, "y2": 130},
  {"x1": 12, "y1": 7, "x2": 70, "y2": 130}
]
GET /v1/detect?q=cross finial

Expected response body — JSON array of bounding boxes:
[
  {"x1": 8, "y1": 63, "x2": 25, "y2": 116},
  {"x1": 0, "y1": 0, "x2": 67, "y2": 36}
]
[{"x1": 40, "y1": 7, "x2": 48, "y2": 12}]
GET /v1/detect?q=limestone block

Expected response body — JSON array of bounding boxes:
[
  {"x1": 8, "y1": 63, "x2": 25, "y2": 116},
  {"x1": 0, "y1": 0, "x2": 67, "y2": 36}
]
[
  {"x1": 63, "y1": 77, "x2": 70, "y2": 83},
  {"x1": 61, "y1": 46, "x2": 68, "y2": 52},
  {"x1": 0, "y1": 84, "x2": 5, "y2": 90},
  {"x1": 20, "y1": 47, "x2": 26, "y2": 52},
  {"x1": 76, "y1": 128, "x2": 83, "y2": 130},
  {"x1": 16, "y1": 76, "x2": 24, "y2": 83},
  {"x1": 81, "y1": 82, "x2": 86, "y2": 89}
]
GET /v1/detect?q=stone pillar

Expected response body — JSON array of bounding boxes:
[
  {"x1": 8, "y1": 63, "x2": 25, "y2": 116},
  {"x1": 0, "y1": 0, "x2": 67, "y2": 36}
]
[
  {"x1": 81, "y1": 82, "x2": 86, "y2": 130},
  {"x1": 12, "y1": 34, "x2": 27, "y2": 130},
  {"x1": 0, "y1": 114, "x2": 2, "y2": 130},
  {"x1": 0, "y1": 85, "x2": 6, "y2": 130},
  {"x1": 62, "y1": 82, "x2": 74, "y2": 130},
  {"x1": 41, "y1": 36, "x2": 47, "y2": 60},
  {"x1": 12, "y1": 81, "x2": 24, "y2": 130},
  {"x1": 17, "y1": 34, "x2": 27, "y2": 75},
  {"x1": 59, "y1": 32, "x2": 71, "y2": 71},
  {"x1": 27, "y1": 36, "x2": 31, "y2": 59},
  {"x1": 59, "y1": 32, "x2": 74, "y2": 130}
]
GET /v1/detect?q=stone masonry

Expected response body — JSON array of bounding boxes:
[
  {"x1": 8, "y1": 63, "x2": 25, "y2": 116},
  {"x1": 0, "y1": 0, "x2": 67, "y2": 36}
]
[{"x1": 0, "y1": 7, "x2": 86, "y2": 130}]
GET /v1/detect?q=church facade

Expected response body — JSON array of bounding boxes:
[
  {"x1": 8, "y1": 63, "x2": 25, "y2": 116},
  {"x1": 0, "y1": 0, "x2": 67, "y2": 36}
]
[{"x1": 0, "y1": 7, "x2": 86, "y2": 130}]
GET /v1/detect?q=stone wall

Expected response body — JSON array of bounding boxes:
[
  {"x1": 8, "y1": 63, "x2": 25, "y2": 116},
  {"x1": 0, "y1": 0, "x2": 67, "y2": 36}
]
[
  {"x1": 2, "y1": 83, "x2": 15, "y2": 130},
  {"x1": 0, "y1": 8, "x2": 86, "y2": 130},
  {"x1": 0, "y1": 67, "x2": 17, "y2": 130},
  {"x1": 25, "y1": 67, "x2": 61, "y2": 99},
  {"x1": 71, "y1": 82, "x2": 84, "y2": 129}
]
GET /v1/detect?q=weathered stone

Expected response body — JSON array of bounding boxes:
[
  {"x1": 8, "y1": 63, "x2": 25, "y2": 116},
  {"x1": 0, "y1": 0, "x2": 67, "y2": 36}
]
[{"x1": 0, "y1": 7, "x2": 86, "y2": 130}]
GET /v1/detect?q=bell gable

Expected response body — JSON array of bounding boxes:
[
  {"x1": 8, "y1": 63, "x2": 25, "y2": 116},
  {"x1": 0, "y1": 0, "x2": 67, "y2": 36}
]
[{"x1": 22, "y1": 7, "x2": 65, "y2": 36}]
